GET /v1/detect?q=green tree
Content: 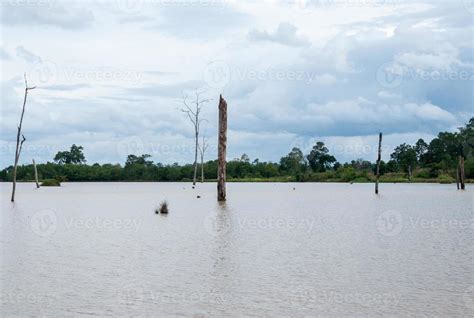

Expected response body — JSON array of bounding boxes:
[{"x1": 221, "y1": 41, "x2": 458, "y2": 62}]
[
  {"x1": 459, "y1": 117, "x2": 474, "y2": 158},
  {"x1": 415, "y1": 139, "x2": 428, "y2": 163},
  {"x1": 306, "y1": 142, "x2": 336, "y2": 172},
  {"x1": 125, "y1": 154, "x2": 153, "y2": 166},
  {"x1": 280, "y1": 147, "x2": 306, "y2": 174},
  {"x1": 54, "y1": 144, "x2": 86, "y2": 164},
  {"x1": 390, "y1": 143, "x2": 417, "y2": 173},
  {"x1": 424, "y1": 132, "x2": 461, "y2": 169},
  {"x1": 350, "y1": 158, "x2": 372, "y2": 171},
  {"x1": 240, "y1": 153, "x2": 250, "y2": 163}
]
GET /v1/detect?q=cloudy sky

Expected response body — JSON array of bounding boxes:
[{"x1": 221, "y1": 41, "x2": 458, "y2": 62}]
[{"x1": 0, "y1": 0, "x2": 473, "y2": 166}]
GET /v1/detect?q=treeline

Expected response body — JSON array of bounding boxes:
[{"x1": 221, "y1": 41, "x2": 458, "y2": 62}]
[{"x1": 1, "y1": 118, "x2": 473, "y2": 183}]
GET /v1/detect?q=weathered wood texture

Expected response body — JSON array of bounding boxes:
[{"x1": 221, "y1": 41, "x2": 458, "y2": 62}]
[
  {"x1": 217, "y1": 95, "x2": 227, "y2": 201},
  {"x1": 11, "y1": 74, "x2": 35, "y2": 202},
  {"x1": 459, "y1": 155, "x2": 465, "y2": 190},
  {"x1": 456, "y1": 165, "x2": 460, "y2": 190},
  {"x1": 33, "y1": 159, "x2": 40, "y2": 189},
  {"x1": 375, "y1": 132, "x2": 382, "y2": 194},
  {"x1": 198, "y1": 136, "x2": 208, "y2": 183},
  {"x1": 179, "y1": 92, "x2": 209, "y2": 186}
]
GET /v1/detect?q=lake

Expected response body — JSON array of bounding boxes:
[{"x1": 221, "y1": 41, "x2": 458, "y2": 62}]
[{"x1": 1, "y1": 182, "x2": 473, "y2": 316}]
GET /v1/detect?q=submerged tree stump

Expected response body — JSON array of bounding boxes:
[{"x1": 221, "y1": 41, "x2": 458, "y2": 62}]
[
  {"x1": 459, "y1": 155, "x2": 466, "y2": 190},
  {"x1": 217, "y1": 95, "x2": 227, "y2": 201},
  {"x1": 33, "y1": 159, "x2": 40, "y2": 189},
  {"x1": 456, "y1": 164, "x2": 460, "y2": 190},
  {"x1": 375, "y1": 132, "x2": 382, "y2": 194}
]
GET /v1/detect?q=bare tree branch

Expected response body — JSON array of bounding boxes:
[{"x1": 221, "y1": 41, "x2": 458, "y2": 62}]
[
  {"x1": 11, "y1": 74, "x2": 34, "y2": 202},
  {"x1": 198, "y1": 135, "x2": 209, "y2": 183},
  {"x1": 178, "y1": 89, "x2": 210, "y2": 186}
]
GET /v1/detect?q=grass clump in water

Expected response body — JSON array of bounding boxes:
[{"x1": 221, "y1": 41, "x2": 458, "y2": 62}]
[
  {"x1": 40, "y1": 179, "x2": 61, "y2": 186},
  {"x1": 155, "y1": 201, "x2": 169, "y2": 214}
]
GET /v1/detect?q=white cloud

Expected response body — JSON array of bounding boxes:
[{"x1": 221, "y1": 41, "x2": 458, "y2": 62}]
[
  {"x1": 1, "y1": 3, "x2": 94, "y2": 29},
  {"x1": 248, "y1": 22, "x2": 309, "y2": 47},
  {"x1": 0, "y1": 47, "x2": 11, "y2": 60},
  {"x1": 15, "y1": 46, "x2": 42, "y2": 63},
  {"x1": 0, "y1": 0, "x2": 472, "y2": 166}
]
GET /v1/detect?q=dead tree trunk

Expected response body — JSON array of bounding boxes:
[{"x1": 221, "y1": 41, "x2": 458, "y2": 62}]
[
  {"x1": 33, "y1": 159, "x2": 40, "y2": 189},
  {"x1": 456, "y1": 164, "x2": 460, "y2": 190},
  {"x1": 179, "y1": 91, "x2": 209, "y2": 187},
  {"x1": 198, "y1": 135, "x2": 208, "y2": 183},
  {"x1": 375, "y1": 133, "x2": 382, "y2": 194},
  {"x1": 217, "y1": 95, "x2": 227, "y2": 202},
  {"x1": 193, "y1": 130, "x2": 198, "y2": 185},
  {"x1": 459, "y1": 155, "x2": 466, "y2": 190},
  {"x1": 200, "y1": 154, "x2": 204, "y2": 183},
  {"x1": 11, "y1": 74, "x2": 35, "y2": 202},
  {"x1": 408, "y1": 165, "x2": 412, "y2": 182}
]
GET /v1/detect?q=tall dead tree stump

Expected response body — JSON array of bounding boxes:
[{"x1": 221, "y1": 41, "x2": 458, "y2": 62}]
[
  {"x1": 458, "y1": 155, "x2": 465, "y2": 190},
  {"x1": 217, "y1": 95, "x2": 227, "y2": 201},
  {"x1": 11, "y1": 74, "x2": 35, "y2": 202},
  {"x1": 33, "y1": 159, "x2": 40, "y2": 189},
  {"x1": 375, "y1": 132, "x2": 382, "y2": 194}
]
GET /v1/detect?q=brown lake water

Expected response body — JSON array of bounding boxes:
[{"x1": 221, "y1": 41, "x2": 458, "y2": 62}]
[{"x1": 1, "y1": 182, "x2": 473, "y2": 317}]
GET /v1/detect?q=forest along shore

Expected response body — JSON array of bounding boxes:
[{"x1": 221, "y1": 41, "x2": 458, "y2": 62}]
[{"x1": 1, "y1": 118, "x2": 473, "y2": 184}]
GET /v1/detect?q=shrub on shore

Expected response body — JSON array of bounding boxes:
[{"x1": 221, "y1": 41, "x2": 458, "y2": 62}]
[{"x1": 437, "y1": 174, "x2": 455, "y2": 184}]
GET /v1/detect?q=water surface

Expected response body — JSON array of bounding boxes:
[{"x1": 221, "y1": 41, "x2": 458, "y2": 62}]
[{"x1": 1, "y1": 182, "x2": 473, "y2": 316}]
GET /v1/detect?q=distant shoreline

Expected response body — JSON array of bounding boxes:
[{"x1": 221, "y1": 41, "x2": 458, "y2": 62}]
[{"x1": 2, "y1": 179, "x2": 472, "y2": 184}]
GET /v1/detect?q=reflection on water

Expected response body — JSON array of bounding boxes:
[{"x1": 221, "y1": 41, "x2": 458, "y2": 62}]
[{"x1": 1, "y1": 182, "x2": 473, "y2": 316}]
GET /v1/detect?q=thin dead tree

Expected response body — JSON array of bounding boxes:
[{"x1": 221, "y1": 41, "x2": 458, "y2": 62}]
[
  {"x1": 217, "y1": 95, "x2": 227, "y2": 202},
  {"x1": 456, "y1": 164, "x2": 460, "y2": 190},
  {"x1": 179, "y1": 91, "x2": 210, "y2": 186},
  {"x1": 458, "y1": 155, "x2": 466, "y2": 190},
  {"x1": 33, "y1": 159, "x2": 40, "y2": 189},
  {"x1": 375, "y1": 132, "x2": 382, "y2": 194},
  {"x1": 198, "y1": 135, "x2": 209, "y2": 183},
  {"x1": 11, "y1": 74, "x2": 35, "y2": 202}
]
